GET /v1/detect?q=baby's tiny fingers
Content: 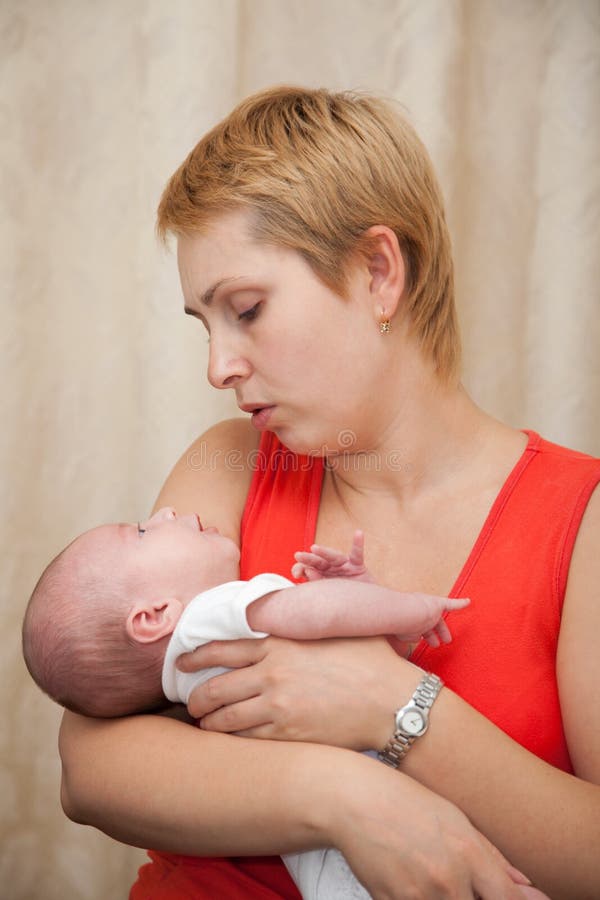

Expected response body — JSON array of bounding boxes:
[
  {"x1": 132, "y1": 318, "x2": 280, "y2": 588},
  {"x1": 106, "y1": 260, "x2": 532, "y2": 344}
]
[
  {"x1": 309, "y1": 544, "x2": 348, "y2": 564},
  {"x1": 295, "y1": 551, "x2": 330, "y2": 569},
  {"x1": 348, "y1": 530, "x2": 365, "y2": 565},
  {"x1": 434, "y1": 619, "x2": 453, "y2": 644},
  {"x1": 291, "y1": 562, "x2": 323, "y2": 581},
  {"x1": 422, "y1": 629, "x2": 441, "y2": 648},
  {"x1": 448, "y1": 597, "x2": 470, "y2": 610}
]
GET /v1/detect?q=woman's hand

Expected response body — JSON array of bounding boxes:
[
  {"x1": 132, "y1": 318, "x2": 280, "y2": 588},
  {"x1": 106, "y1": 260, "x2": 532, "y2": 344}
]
[
  {"x1": 179, "y1": 634, "x2": 408, "y2": 749},
  {"x1": 314, "y1": 751, "x2": 544, "y2": 900}
]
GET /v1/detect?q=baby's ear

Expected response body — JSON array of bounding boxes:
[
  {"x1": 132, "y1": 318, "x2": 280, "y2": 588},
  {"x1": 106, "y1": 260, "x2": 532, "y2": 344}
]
[{"x1": 126, "y1": 598, "x2": 183, "y2": 644}]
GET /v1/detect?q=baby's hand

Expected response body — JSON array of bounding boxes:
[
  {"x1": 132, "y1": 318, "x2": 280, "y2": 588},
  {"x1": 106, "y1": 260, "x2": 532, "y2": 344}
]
[
  {"x1": 291, "y1": 530, "x2": 374, "y2": 582},
  {"x1": 394, "y1": 595, "x2": 471, "y2": 648}
]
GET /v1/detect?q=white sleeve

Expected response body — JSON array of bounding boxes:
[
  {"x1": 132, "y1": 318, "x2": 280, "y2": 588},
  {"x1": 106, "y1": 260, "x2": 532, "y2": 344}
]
[
  {"x1": 283, "y1": 846, "x2": 372, "y2": 899},
  {"x1": 162, "y1": 573, "x2": 293, "y2": 704}
]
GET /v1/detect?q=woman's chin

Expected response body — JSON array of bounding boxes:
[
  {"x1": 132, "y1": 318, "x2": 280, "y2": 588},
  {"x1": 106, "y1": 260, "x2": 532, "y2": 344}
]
[{"x1": 271, "y1": 426, "x2": 328, "y2": 459}]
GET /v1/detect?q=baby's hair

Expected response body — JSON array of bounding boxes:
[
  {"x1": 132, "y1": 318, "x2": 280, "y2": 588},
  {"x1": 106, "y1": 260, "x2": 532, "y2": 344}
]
[
  {"x1": 157, "y1": 85, "x2": 459, "y2": 379},
  {"x1": 23, "y1": 534, "x2": 169, "y2": 718}
]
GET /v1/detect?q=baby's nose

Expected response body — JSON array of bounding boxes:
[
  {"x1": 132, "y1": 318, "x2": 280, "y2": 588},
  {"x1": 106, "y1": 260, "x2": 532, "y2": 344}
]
[{"x1": 141, "y1": 507, "x2": 177, "y2": 528}]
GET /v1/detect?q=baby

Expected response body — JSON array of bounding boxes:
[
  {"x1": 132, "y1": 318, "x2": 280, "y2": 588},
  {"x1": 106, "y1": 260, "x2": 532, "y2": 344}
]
[
  {"x1": 23, "y1": 506, "x2": 469, "y2": 900},
  {"x1": 23, "y1": 506, "x2": 467, "y2": 719}
]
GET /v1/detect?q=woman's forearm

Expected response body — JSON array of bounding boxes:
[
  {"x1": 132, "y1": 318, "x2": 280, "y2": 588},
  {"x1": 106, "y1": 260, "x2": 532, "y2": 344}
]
[
  {"x1": 58, "y1": 709, "x2": 539, "y2": 897},
  {"x1": 399, "y1": 688, "x2": 600, "y2": 900},
  {"x1": 59, "y1": 710, "x2": 341, "y2": 855}
]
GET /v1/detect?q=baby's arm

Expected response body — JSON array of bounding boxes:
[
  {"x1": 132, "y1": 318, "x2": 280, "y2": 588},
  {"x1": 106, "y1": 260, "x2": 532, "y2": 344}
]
[
  {"x1": 291, "y1": 530, "x2": 374, "y2": 582},
  {"x1": 247, "y1": 579, "x2": 469, "y2": 648}
]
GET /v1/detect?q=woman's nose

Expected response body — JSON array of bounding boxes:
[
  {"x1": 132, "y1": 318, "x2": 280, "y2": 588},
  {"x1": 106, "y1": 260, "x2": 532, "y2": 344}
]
[{"x1": 207, "y1": 337, "x2": 251, "y2": 390}]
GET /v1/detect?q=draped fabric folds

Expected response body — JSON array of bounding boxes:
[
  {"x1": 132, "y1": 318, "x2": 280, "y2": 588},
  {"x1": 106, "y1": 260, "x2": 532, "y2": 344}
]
[{"x1": 2, "y1": 2, "x2": 598, "y2": 897}]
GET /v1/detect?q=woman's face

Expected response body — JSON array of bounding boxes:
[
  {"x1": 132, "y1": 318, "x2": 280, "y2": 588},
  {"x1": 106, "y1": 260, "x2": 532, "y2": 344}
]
[{"x1": 178, "y1": 209, "x2": 393, "y2": 456}]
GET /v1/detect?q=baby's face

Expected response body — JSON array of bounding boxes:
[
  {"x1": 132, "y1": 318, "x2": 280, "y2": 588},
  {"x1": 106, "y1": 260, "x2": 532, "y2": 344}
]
[{"x1": 83, "y1": 507, "x2": 240, "y2": 605}]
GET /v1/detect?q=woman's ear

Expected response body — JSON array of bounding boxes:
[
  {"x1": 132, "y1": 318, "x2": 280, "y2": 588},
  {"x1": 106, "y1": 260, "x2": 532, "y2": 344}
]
[
  {"x1": 126, "y1": 597, "x2": 184, "y2": 644},
  {"x1": 362, "y1": 225, "x2": 406, "y2": 324}
]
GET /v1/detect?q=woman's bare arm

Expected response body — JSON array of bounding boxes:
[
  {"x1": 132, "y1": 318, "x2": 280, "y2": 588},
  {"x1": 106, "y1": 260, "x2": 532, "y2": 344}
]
[
  {"x1": 59, "y1": 709, "x2": 534, "y2": 897},
  {"x1": 59, "y1": 710, "x2": 333, "y2": 855}
]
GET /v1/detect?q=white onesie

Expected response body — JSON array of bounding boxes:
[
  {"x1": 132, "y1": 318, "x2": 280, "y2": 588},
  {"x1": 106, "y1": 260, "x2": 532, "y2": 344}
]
[{"x1": 161, "y1": 574, "x2": 372, "y2": 900}]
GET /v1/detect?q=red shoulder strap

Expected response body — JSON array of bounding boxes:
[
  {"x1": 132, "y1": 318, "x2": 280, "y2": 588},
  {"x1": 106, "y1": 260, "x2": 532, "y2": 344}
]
[
  {"x1": 412, "y1": 432, "x2": 600, "y2": 771},
  {"x1": 240, "y1": 431, "x2": 324, "y2": 580}
]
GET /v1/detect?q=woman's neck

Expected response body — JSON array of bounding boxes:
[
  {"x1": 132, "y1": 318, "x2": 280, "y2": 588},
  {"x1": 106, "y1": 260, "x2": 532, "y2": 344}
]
[{"x1": 327, "y1": 362, "x2": 520, "y2": 506}]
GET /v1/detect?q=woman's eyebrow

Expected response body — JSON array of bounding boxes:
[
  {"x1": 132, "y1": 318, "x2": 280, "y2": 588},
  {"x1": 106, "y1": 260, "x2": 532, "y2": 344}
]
[{"x1": 195, "y1": 276, "x2": 246, "y2": 309}]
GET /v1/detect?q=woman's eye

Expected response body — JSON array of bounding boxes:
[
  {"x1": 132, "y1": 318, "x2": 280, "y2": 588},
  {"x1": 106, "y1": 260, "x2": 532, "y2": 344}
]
[
  {"x1": 137, "y1": 523, "x2": 146, "y2": 536},
  {"x1": 238, "y1": 303, "x2": 260, "y2": 322}
]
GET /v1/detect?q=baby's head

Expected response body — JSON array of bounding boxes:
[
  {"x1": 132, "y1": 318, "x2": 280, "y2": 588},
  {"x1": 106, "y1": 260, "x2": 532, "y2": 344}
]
[{"x1": 22, "y1": 507, "x2": 240, "y2": 717}]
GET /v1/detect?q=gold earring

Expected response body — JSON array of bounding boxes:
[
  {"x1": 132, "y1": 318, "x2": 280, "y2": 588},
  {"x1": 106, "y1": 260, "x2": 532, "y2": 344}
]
[{"x1": 379, "y1": 319, "x2": 391, "y2": 334}]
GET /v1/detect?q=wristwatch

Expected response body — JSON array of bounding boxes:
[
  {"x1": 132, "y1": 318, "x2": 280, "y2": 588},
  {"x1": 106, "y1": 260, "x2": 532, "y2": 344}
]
[{"x1": 378, "y1": 672, "x2": 443, "y2": 768}]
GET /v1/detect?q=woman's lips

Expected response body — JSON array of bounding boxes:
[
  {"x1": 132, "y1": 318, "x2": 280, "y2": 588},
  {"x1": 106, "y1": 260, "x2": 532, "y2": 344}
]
[{"x1": 250, "y1": 406, "x2": 274, "y2": 430}]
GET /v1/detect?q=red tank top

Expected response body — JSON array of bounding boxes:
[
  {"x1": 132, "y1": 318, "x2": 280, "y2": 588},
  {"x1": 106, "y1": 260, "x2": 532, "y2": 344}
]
[{"x1": 131, "y1": 429, "x2": 600, "y2": 897}]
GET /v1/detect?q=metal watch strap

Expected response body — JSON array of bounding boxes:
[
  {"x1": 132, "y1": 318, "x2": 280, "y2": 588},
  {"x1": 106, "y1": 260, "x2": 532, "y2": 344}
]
[{"x1": 378, "y1": 672, "x2": 443, "y2": 768}]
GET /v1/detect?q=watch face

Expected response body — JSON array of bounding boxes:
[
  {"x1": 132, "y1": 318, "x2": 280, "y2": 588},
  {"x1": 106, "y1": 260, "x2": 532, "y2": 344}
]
[{"x1": 399, "y1": 708, "x2": 426, "y2": 736}]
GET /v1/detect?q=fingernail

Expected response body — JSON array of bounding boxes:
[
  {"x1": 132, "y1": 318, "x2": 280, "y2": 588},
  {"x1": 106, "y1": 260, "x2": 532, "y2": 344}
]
[{"x1": 513, "y1": 867, "x2": 532, "y2": 886}]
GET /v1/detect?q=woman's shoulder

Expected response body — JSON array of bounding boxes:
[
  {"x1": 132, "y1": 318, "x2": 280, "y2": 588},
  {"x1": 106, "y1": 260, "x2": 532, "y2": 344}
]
[
  {"x1": 530, "y1": 431, "x2": 600, "y2": 464},
  {"x1": 153, "y1": 418, "x2": 260, "y2": 539},
  {"x1": 194, "y1": 416, "x2": 261, "y2": 454},
  {"x1": 524, "y1": 432, "x2": 600, "y2": 492}
]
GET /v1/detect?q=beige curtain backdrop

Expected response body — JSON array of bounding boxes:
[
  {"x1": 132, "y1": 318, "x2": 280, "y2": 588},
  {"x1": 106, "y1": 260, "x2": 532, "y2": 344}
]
[{"x1": 2, "y1": 1, "x2": 599, "y2": 897}]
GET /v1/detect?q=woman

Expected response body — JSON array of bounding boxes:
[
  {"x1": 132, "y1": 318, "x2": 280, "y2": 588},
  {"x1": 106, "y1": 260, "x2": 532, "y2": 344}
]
[{"x1": 59, "y1": 87, "x2": 600, "y2": 899}]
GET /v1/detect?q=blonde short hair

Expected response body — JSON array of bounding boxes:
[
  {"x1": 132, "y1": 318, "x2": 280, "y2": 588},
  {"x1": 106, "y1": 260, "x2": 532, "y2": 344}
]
[{"x1": 157, "y1": 85, "x2": 460, "y2": 378}]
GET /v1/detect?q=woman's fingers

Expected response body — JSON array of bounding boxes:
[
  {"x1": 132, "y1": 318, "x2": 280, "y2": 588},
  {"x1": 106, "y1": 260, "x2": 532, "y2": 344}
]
[
  {"x1": 185, "y1": 635, "x2": 401, "y2": 750},
  {"x1": 177, "y1": 638, "x2": 268, "y2": 672},
  {"x1": 515, "y1": 887, "x2": 551, "y2": 899},
  {"x1": 198, "y1": 695, "x2": 273, "y2": 735},
  {"x1": 470, "y1": 838, "x2": 549, "y2": 900},
  {"x1": 186, "y1": 664, "x2": 264, "y2": 719},
  {"x1": 471, "y1": 861, "x2": 544, "y2": 900},
  {"x1": 179, "y1": 639, "x2": 269, "y2": 719}
]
